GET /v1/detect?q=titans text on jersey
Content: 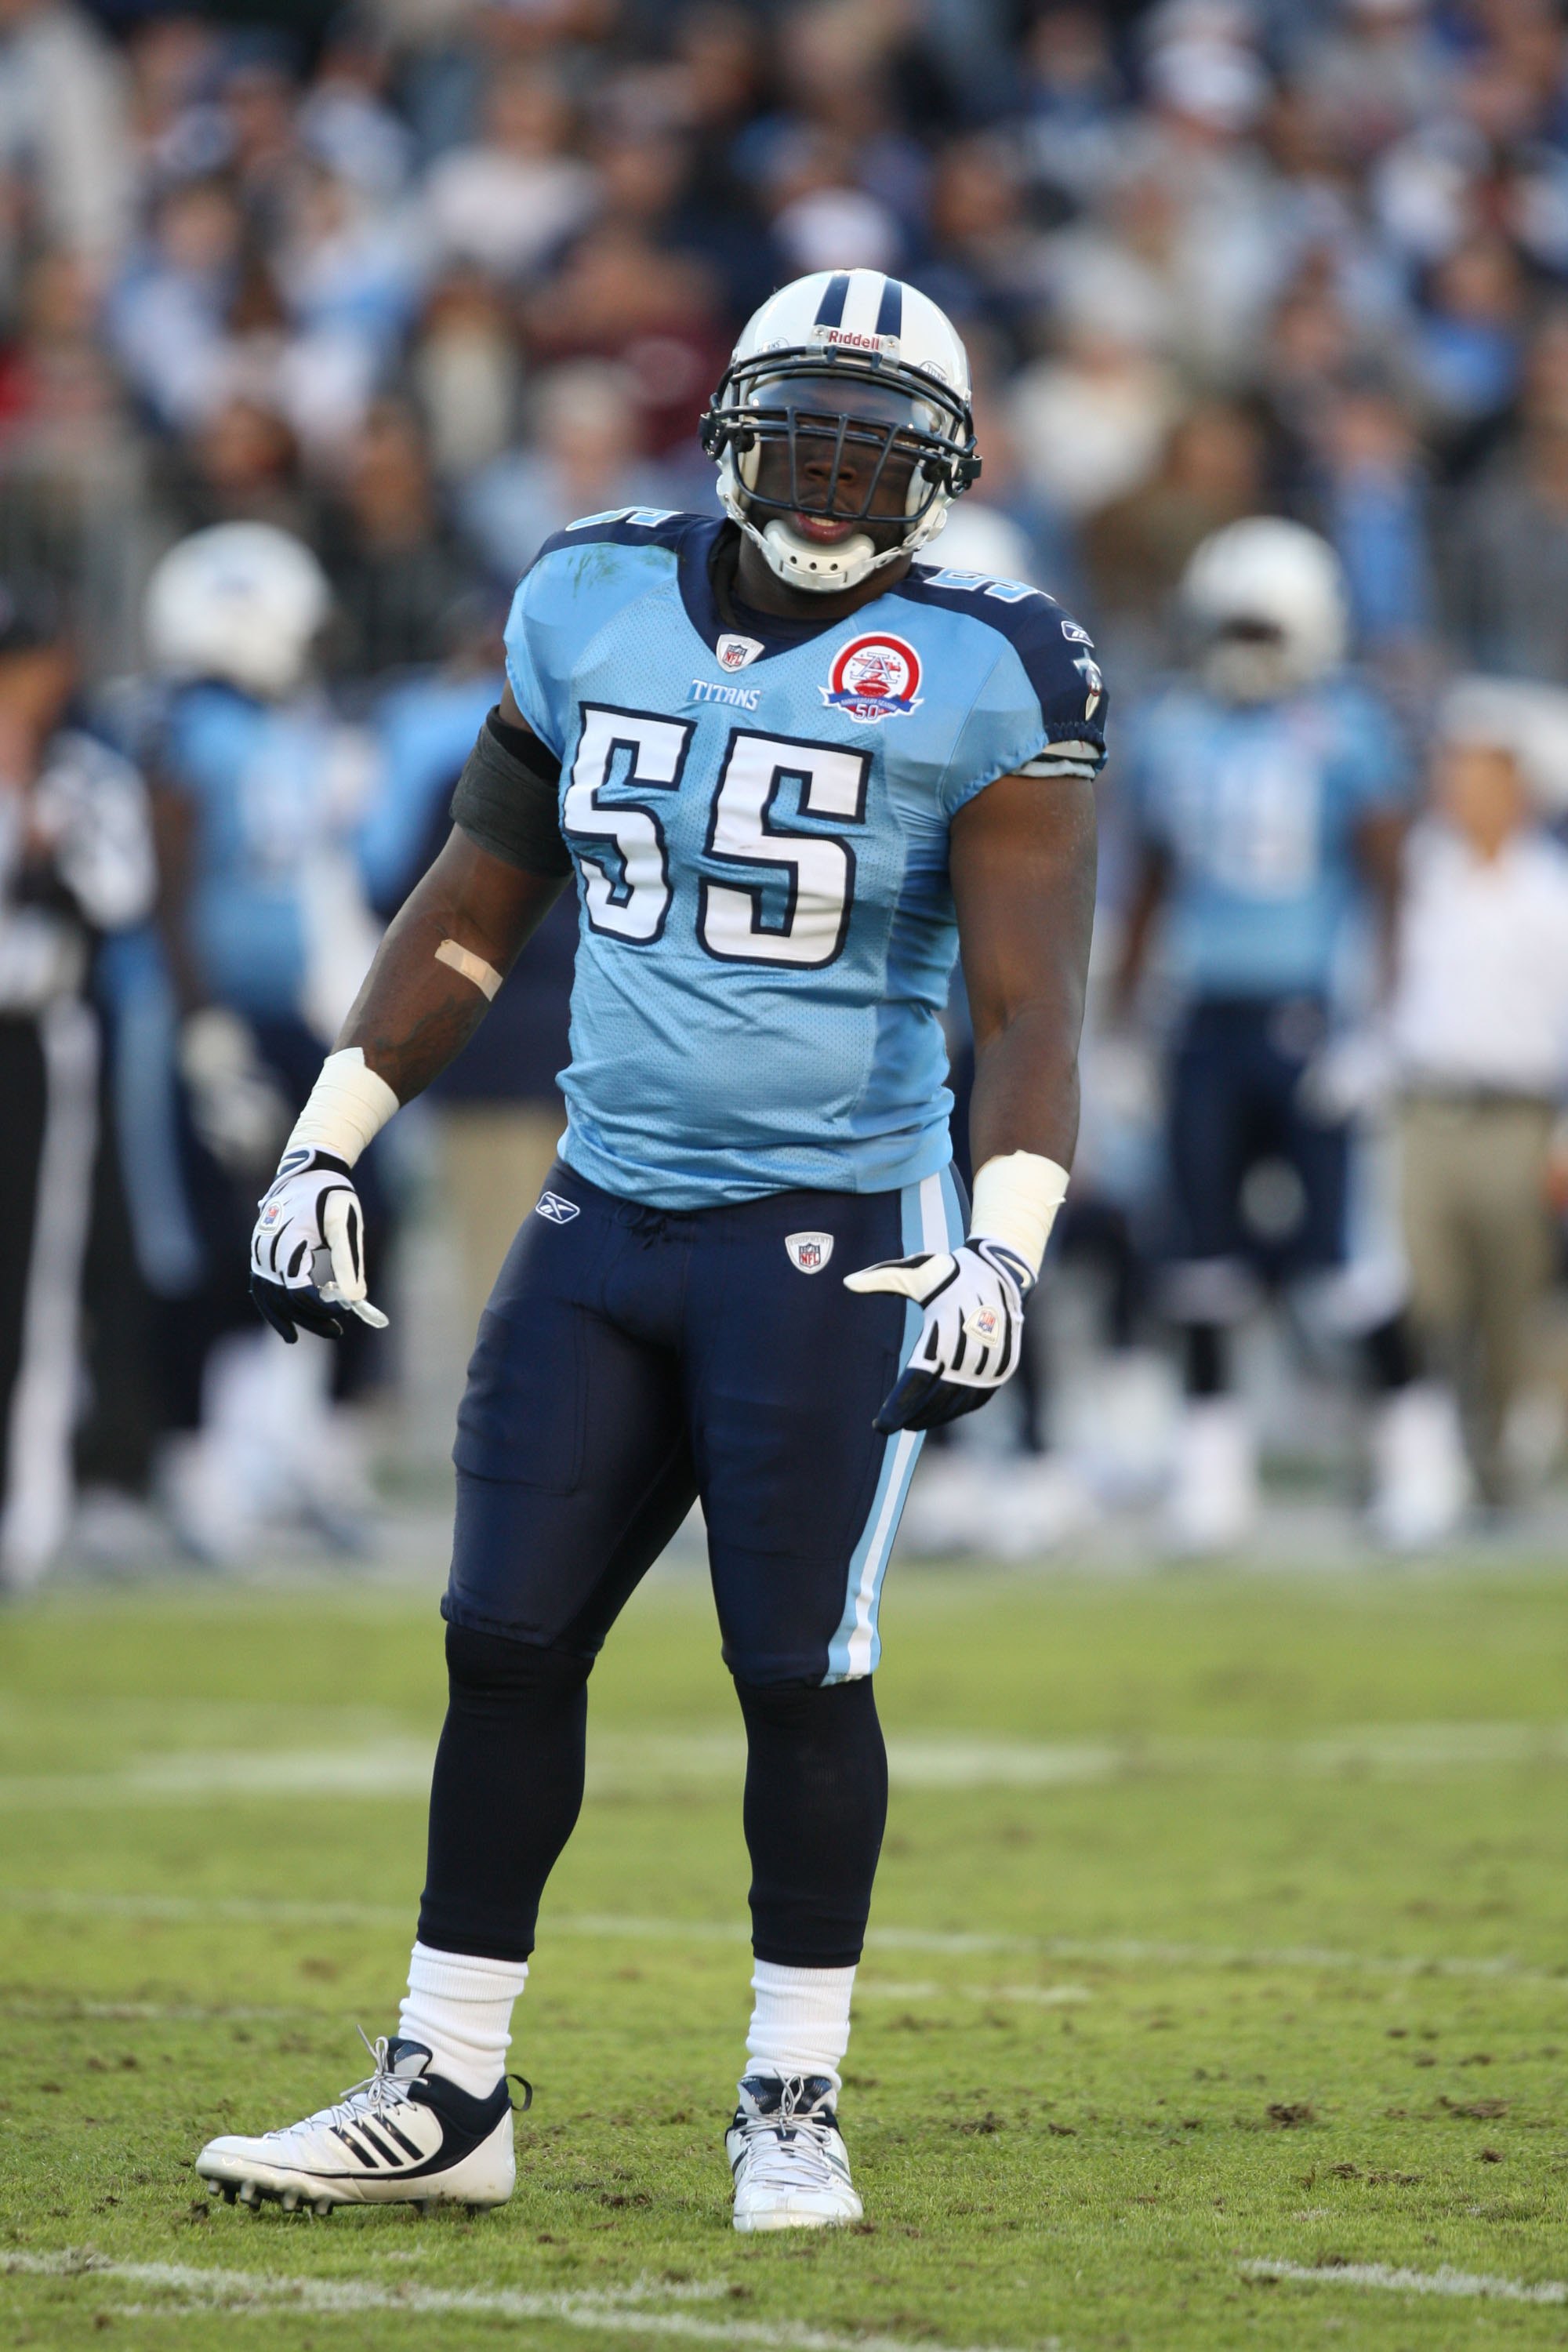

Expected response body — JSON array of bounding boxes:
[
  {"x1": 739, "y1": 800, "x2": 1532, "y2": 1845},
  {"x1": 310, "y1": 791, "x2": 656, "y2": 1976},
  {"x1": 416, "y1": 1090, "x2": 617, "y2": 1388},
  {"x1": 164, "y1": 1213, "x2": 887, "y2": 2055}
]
[{"x1": 506, "y1": 507, "x2": 1107, "y2": 1208}]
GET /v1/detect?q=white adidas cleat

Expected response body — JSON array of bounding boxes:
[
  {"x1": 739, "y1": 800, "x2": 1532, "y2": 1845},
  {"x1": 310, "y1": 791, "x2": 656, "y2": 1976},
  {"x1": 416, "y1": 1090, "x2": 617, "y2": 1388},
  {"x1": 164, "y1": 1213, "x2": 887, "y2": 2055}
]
[
  {"x1": 195, "y1": 2034, "x2": 520, "y2": 2213},
  {"x1": 727, "y1": 2074, "x2": 862, "y2": 2233}
]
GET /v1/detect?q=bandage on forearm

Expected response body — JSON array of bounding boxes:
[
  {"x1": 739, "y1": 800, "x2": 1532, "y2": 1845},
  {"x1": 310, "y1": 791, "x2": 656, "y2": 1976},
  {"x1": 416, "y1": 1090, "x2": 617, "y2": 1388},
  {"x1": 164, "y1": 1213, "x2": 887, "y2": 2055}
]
[
  {"x1": 970, "y1": 1151, "x2": 1070, "y2": 1278},
  {"x1": 285, "y1": 1047, "x2": 400, "y2": 1169},
  {"x1": 435, "y1": 936, "x2": 503, "y2": 1001}
]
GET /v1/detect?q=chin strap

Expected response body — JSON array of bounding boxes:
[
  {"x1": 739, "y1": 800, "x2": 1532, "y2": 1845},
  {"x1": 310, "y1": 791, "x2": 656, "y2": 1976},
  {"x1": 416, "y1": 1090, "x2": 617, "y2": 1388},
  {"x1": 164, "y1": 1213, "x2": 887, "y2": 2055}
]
[
  {"x1": 757, "y1": 517, "x2": 879, "y2": 593},
  {"x1": 720, "y1": 484, "x2": 949, "y2": 596}
]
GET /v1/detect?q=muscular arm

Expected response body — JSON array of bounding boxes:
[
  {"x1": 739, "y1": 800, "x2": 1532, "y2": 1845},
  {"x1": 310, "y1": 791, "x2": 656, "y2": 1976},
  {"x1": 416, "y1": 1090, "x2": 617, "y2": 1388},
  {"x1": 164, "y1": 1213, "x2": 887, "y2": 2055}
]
[
  {"x1": 1354, "y1": 806, "x2": 1406, "y2": 1003},
  {"x1": 1109, "y1": 836, "x2": 1170, "y2": 1023},
  {"x1": 336, "y1": 684, "x2": 568, "y2": 1100},
  {"x1": 338, "y1": 824, "x2": 565, "y2": 1102},
  {"x1": 951, "y1": 770, "x2": 1098, "y2": 1174},
  {"x1": 149, "y1": 777, "x2": 209, "y2": 1014}
]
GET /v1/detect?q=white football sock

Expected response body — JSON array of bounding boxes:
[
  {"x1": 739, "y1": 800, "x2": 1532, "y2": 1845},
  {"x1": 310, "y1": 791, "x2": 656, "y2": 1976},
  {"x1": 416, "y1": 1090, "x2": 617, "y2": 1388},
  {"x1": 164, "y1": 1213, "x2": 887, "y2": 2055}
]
[
  {"x1": 745, "y1": 1960, "x2": 856, "y2": 2092},
  {"x1": 397, "y1": 1942, "x2": 528, "y2": 2099}
]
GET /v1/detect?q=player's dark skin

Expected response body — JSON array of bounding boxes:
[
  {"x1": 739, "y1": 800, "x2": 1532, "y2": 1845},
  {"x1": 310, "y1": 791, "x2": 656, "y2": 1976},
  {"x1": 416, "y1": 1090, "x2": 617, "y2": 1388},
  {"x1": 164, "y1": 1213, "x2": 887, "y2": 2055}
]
[{"x1": 338, "y1": 409, "x2": 1097, "y2": 1191}]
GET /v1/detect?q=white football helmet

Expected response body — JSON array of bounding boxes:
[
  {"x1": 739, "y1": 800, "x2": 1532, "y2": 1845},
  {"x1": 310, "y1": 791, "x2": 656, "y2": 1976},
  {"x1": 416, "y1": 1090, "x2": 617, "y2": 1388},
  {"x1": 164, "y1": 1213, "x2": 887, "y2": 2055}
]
[
  {"x1": 701, "y1": 269, "x2": 979, "y2": 594},
  {"x1": 1180, "y1": 517, "x2": 1348, "y2": 702},
  {"x1": 145, "y1": 524, "x2": 332, "y2": 701}
]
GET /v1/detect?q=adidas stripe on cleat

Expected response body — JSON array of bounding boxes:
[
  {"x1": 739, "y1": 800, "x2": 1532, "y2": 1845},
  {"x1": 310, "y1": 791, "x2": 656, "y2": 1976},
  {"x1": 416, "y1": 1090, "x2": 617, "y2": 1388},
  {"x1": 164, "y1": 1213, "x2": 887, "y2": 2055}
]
[
  {"x1": 196, "y1": 2034, "x2": 525, "y2": 2212},
  {"x1": 726, "y1": 2074, "x2": 863, "y2": 2232}
]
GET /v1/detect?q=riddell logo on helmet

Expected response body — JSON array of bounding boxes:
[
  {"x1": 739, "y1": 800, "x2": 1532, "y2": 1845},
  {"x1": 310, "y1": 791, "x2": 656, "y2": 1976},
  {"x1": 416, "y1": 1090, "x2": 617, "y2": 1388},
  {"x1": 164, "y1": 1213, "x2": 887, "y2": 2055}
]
[
  {"x1": 823, "y1": 634, "x2": 924, "y2": 724},
  {"x1": 809, "y1": 325, "x2": 899, "y2": 357}
]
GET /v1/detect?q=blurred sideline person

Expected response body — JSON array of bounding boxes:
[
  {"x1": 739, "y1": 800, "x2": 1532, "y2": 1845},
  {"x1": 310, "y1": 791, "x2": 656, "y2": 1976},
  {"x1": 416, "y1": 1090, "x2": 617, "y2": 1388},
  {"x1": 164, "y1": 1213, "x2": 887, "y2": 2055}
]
[
  {"x1": 0, "y1": 589, "x2": 154, "y2": 1585},
  {"x1": 1389, "y1": 681, "x2": 1568, "y2": 1508},
  {"x1": 195, "y1": 270, "x2": 1105, "y2": 2230},
  {"x1": 144, "y1": 524, "x2": 386, "y2": 1559},
  {"x1": 1116, "y1": 519, "x2": 1455, "y2": 1552}
]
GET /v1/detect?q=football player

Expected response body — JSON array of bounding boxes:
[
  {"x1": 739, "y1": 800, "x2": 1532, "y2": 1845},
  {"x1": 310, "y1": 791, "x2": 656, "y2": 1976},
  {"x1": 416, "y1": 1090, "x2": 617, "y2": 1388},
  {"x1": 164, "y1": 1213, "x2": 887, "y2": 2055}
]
[
  {"x1": 1115, "y1": 518, "x2": 1460, "y2": 1551},
  {"x1": 197, "y1": 270, "x2": 1106, "y2": 2230},
  {"x1": 143, "y1": 524, "x2": 387, "y2": 1560}
]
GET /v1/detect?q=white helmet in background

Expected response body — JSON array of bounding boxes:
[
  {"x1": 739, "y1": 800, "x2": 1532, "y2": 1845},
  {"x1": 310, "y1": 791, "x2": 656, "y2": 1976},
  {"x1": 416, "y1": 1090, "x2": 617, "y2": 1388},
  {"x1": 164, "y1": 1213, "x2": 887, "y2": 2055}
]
[
  {"x1": 928, "y1": 499, "x2": 1039, "y2": 586},
  {"x1": 1180, "y1": 517, "x2": 1348, "y2": 702},
  {"x1": 700, "y1": 269, "x2": 979, "y2": 594},
  {"x1": 145, "y1": 523, "x2": 332, "y2": 700}
]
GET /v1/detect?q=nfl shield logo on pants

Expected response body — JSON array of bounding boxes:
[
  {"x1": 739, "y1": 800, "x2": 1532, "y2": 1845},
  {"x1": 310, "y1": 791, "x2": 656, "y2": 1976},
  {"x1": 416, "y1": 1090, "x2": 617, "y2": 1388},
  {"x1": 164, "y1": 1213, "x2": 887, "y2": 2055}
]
[{"x1": 786, "y1": 1230, "x2": 833, "y2": 1274}]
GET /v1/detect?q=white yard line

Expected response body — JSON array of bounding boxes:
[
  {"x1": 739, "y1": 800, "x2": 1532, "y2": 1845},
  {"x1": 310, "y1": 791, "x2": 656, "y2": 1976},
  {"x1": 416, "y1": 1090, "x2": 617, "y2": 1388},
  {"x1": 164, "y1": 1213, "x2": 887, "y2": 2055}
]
[
  {"x1": 1, "y1": 1886, "x2": 1563, "y2": 1987},
  {"x1": 0, "y1": 2251, "x2": 1057, "y2": 2350},
  {"x1": 5, "y1": 1720, "x2": 1568, "y2": 1809},
  {"x1": 1243, "y1": 2258, "x2": 1568, "y2": 2306},
  {"x1": 0, "y1": 1997, "x2": 304, "y2": 2022},
  {"x1": 857, "y1": 1981, "x2": 1093, "y2": 2005}
]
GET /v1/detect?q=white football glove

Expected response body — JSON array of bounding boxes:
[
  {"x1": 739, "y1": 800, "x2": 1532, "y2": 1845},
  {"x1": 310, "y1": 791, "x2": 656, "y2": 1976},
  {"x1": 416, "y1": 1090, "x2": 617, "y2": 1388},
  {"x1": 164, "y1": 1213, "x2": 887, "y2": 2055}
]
[
  {"x1": 249, "y1": 1145, "x2": 388, "y2": 1344},
  {"x1": 844, "y1": 1236, "x2": 1034, "y2": 1432}
]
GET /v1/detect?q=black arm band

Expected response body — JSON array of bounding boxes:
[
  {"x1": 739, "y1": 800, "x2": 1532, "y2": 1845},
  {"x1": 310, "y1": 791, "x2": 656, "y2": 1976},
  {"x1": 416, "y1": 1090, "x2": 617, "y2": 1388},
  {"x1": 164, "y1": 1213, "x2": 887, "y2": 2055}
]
[{"x1": 450, "y1": 706, "x2": 572, "y2": 879}]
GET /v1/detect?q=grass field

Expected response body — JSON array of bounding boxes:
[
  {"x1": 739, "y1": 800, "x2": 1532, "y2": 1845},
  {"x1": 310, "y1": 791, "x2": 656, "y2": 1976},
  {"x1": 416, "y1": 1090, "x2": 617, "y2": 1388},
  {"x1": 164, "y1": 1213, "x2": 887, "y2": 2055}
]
[{"x1": 5, "y1": 1556, "x2": 1568, "y2": 2350}]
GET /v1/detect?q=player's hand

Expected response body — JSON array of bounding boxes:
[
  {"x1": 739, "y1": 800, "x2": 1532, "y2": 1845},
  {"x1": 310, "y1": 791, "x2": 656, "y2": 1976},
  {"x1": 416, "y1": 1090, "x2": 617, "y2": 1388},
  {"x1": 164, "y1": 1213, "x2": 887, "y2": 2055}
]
[
  {"x1": 179, "y1": 1007, "x2": 292, "y2": 1178},
  {"x1": 1295, "y1": 1025, "x2": 1395, "y2": 1125},
  {"x1": 844, "y1": 1237, "x2": 1033, "y2": 1432},
  {"x1": 249, "y1": 1146, "x2": 389, "y2": 1344}
]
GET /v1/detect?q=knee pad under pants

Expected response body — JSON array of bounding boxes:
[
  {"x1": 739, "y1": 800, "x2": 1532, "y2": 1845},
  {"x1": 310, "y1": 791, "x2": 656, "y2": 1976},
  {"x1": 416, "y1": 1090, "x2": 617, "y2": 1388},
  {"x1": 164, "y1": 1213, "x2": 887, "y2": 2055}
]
[
  {"x1": 418, "y1": 1624, "x2": 593, "y2": 1963},
  {"x1": 736, "y1": 1675, "x2": 888, "y2": 1969}
]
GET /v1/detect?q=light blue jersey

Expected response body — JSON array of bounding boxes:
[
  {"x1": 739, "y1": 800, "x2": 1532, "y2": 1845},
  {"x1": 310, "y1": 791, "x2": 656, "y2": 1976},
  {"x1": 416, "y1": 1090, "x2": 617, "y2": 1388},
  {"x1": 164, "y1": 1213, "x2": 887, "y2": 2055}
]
[
  {"x1": 1120, "y1": 677, "x2": 1408, "y2": 1001},
  {"x1": 503, "y1": 509, "x2": 1108, "y2": 1207},
  {"x1": 160, "y1": 682, "x2": 362, "y2": 1022}
]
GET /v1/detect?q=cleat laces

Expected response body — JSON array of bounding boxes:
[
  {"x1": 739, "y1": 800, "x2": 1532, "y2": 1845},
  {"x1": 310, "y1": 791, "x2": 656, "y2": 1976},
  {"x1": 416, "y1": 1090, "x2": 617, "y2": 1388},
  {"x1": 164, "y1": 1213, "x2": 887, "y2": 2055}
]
[
  {"x1": 273, "y1": 2031, "x2": 418, "y2": 2147},
  {"x1": 735, "y1": 2078, "x2": 846, "y2": 2195}
]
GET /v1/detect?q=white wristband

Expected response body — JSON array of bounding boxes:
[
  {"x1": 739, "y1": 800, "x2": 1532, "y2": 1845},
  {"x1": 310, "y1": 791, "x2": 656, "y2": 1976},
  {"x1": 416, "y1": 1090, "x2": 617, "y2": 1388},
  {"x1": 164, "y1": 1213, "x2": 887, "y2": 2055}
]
[
  {"x1": 284, "y1": 1047, "x2": 400, "y2": 1170},
  {"x1": 970, "y1": 1150, "x2": 1069, "y2": 1279}
]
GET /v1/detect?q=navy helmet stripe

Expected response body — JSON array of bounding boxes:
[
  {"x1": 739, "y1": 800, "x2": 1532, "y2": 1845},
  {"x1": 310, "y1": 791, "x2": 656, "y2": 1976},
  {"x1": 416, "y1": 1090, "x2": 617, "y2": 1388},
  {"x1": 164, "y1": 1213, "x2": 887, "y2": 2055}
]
[
  {"x1": 815, "y1": 272, "x2": 851, "y2": 328},
  {"x1": 874, "y1": 277, "x2": 903, "y2": 339}
]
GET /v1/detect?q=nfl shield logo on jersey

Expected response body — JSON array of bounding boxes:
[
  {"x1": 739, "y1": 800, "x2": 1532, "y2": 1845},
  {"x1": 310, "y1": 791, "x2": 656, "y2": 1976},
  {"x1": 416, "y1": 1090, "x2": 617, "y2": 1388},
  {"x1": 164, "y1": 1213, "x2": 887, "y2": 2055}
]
[
  {"x1": 785, "y1": 1230, "x2": 834, "y2": 1274},
  {"x1": 716, "y1": 633, "x2": 764, "y2": 672},
  {"x1": 822, "y1": 634, "x2": 923, "y2": 724}
]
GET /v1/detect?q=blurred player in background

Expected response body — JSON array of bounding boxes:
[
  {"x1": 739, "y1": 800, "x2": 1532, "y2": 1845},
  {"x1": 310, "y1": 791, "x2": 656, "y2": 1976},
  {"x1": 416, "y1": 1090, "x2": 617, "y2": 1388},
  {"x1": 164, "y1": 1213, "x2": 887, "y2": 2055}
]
[
  {"x1": 1115, "y1": 518, "x2": 1457, "y2": 1552},
  {"x1": 194, "y1": 270, "x2": 1105, "y2": 2232},
  {"x1": 143, "y1": 524, "x2": 386, "y2": 1559},
  {"x1": 0, "y1": 588, "x2": 153, "y2": 1585}
]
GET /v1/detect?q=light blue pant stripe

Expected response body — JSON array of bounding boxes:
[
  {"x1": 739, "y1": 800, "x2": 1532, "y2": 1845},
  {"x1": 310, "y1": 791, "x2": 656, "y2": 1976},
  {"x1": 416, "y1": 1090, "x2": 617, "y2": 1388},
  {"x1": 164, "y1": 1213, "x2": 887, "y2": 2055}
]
[{"x1": 824, "y1": 1167, "x2": 967, "y2": 1683}]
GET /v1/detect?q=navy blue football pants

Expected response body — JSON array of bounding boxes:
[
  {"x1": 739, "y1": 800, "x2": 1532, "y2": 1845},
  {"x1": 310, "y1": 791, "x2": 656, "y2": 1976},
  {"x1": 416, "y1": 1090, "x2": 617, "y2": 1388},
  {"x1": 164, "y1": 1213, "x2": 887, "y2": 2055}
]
[
  {"x1": 1168, "y1": 996, "x2": 1348, "y2": 1283},
  {"x1": 419, "y1": 1160, "x2": 964, "y2": 1968}
]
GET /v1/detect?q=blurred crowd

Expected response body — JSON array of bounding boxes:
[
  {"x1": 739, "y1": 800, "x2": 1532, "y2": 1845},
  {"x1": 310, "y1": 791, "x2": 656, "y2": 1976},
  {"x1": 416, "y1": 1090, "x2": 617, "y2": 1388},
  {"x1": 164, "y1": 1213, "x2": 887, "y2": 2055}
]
[{"x1": 8, "y1": 0, "x2": 1568, "y2": 1577}]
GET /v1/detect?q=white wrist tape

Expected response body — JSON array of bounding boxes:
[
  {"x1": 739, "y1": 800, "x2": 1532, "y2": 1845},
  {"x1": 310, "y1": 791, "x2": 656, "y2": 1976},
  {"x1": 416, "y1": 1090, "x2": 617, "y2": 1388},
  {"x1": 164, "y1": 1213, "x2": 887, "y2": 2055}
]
[
  {"x1": 284, "y1": 1047, "x2": 400, "y2": 1170},
  {"x1": 969, "y1": 1150, "x2": 1069, "y2": 1279},
  {"x1": 436, "y1": 936, "x2": 503, "y2": 1002}
]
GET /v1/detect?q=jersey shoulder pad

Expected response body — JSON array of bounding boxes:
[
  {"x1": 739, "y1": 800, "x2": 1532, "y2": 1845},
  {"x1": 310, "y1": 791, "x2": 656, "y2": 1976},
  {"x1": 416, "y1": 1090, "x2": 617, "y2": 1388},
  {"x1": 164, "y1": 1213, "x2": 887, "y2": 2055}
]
[
  {"x1": 1315, "y1": 669, "x2": 1413, "y2": 804},
  {"x1": 898, "y1": 563, "x2": 1106, "y2": 779},
  {"x1": 161, "y1": 678, "x2": 262, "y2": 780},
  {"x1": 532, "y1": 506, "x2": 702, "y2": 564},
  {"x1": 507, "y1": 512, "x2": 706, "y2": 757}
]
